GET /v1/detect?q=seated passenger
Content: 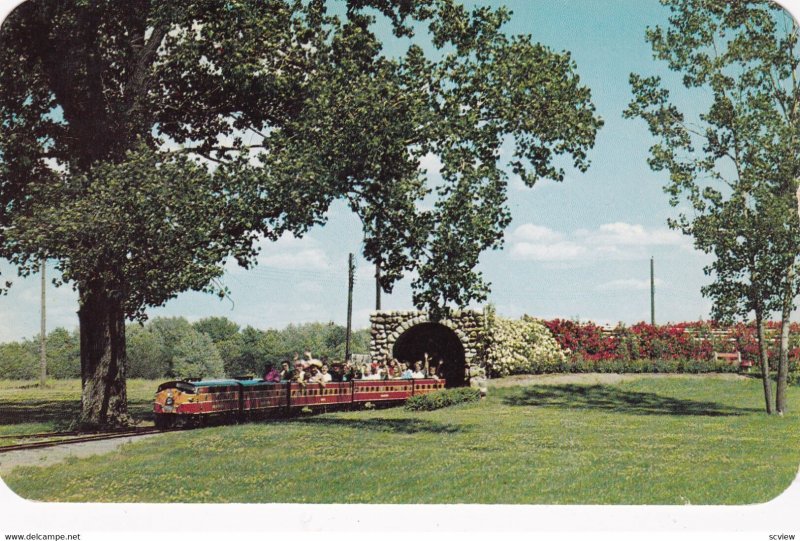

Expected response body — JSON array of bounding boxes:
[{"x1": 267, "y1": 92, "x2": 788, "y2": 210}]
[
  {"x1": 263, "y1": 363, "x2": 281, "y2": 383},
  {"x1": 400, "y1": 363, "x2": 413, "y2": 379},
  {"x1": 330, "y1": 363, "x2": 345, "y2": 382},
  {"x1": 345, "y1": 361, "x2": 362, "y2": 380},
  {"x1": 388, "y1": 359, "x2": 400, "y2": 378},
  {"x1": 320, "y1": 364, "x2": 333, "y2": 383},
  {"x1": 293, "y1": 365, "x2": 306, "y2": 384},
  {"x1": 411, "y1": 361, "x2": 425, "y2": 379},
  {"x1": 384, "y1": 360, "x2": 395, "y2": 379},
  {"x1": 279, "y1": 360, "x2": 294, "y2": 381},
  {"x1": 307, "y1": 365, "x2": 325, "y2": 385},
  {"x1": 363, "y1": 365, "x2": 382, "y2": 380}
]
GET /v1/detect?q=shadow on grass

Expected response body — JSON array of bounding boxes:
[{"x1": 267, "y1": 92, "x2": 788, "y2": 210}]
[
  {"x1": 0, "y1": 399, "x2": 154, "y2": 428},
  {"x1": 286, "y1": 416, "x2": 464, "y2": 434},
  {"x1": 502, "y1": 385, "x2": 761, "y2": 416}
]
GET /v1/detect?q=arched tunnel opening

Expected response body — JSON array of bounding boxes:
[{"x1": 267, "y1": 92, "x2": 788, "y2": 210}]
[{"x1": 391, "y1": 322, "x2": 466, "y2": 387}]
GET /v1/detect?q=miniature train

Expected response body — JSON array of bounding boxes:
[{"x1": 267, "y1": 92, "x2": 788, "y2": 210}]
[{"x1": 153, "y1": 377, "x2": 446, "y2": 428}]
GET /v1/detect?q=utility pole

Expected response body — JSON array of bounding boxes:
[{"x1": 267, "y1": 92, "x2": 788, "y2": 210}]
[
  {"x1": 375, "y1": 260, "x2": 381, "y2": 311},
  {"x1": 39, "y1": 258, "x2": 47, "y2": 387},
  {"x1": 650, "y1": 256, "x2": 655, "y2": 325},
  {"x1": 345, "y1": 253, "x2": 354, "y2": 361}
]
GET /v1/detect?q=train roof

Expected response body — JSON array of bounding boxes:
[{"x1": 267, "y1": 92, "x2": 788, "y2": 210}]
[
  {"x1": 157, "y1": 378, "x2": 277, "y2": 393},
  {"x1": 193, "y1": 378, "x2": 275, "y2": 388}
]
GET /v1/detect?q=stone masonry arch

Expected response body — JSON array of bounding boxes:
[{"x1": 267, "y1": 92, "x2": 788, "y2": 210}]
[{"x1": 369, "y1": 310, "x2": 485, "y2": 386}]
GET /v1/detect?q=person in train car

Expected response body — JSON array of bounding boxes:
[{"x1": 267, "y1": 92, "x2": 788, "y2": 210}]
[
  {"x1": 378, "y1": 359, "x2": 390, "y2": 379},
  {"x1": 293, "y1": 364, "x2": 307, "y2": 384},
  {"x1": 330, "y1": 363, "x2": 345, "y2": 382},
  {"x1": 279, "y1": 360, "x2": 294, "y2": 381},
  {"x1": 436, "y1": 359, "x2": 446, "y2": 379},
  {"x1": 320, "y1": 363, "x2": 333, "y2": 383},
  {"x1": 400, "y1": 363, "x2": 413, "y2": 379},
  {"x1": 307, "y1": 363, "x2": 325, "y2": 384},
  {"x1": 363, "y1": 364, "x2": 381, "y2": 380},
  {"x1": 263, "y1": 363, "x2": 281, "y2": 383},
  {"x1": 387, "y1": 359, "x2": 400, "y2": 378},
  {"x1": 344, "y1": 361, "x2": 362, "y2": 381},
  {"x1": 411, "y1": 361, "x2": 425, "y2": 379}
]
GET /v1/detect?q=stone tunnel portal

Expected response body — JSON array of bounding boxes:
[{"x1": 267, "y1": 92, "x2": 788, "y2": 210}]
[{"x1": 391, "y1": 322, "x2": 466, "y2": 387}]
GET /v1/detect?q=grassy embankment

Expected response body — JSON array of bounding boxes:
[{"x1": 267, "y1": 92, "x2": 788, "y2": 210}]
[{"x1": 1, "y1": 375, "x2": 798, "y2": 504}]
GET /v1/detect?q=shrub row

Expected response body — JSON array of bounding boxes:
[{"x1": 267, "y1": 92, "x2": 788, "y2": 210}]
[
  {"x1": 404, "y1": 387, "x2": 481, "y2": 411},
  {"x1": 482, "y1": 316, "x2": 800, "y2": 383},
  {"x1": 541, "y1": 319, "x2": 800, "y2": 368}
]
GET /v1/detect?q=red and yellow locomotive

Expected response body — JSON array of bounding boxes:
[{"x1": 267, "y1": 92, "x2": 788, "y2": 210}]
[{"x1": 153, "y1": 377, "x2": 446, "y2": 428}]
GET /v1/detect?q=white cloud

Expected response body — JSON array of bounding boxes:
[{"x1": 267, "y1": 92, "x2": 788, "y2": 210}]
[
  {"x1": 596, "y1": 278, "x2": 665, "y2": 291},
  {"x1": 510, "y1": 241, "x2": 585, "y2": 261},
  {"x1": 582, "y1": 222, "x2": 686, "y2": 247},
  {"x1": 512, "y1": 224, "x2": 563, "y2": 243},
  {"x1": 509, "y1": 222, "x2": 692, "y2": 262},
  {"x1": 254, "y1": 232, "x2": 331, "y2": 270}
]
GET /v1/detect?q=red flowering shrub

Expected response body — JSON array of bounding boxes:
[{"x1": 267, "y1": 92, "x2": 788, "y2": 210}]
[
  {"x1": 541, "y1": 319, "x2": 800, "y2": 372},
  {"x1": 542, "y1": 319, "x2": 618, "y2": 361}
]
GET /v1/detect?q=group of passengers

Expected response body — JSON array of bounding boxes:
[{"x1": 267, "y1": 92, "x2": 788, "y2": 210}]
[{"x1": 262, "y1": 350, "x2": 444, "y2": 385}]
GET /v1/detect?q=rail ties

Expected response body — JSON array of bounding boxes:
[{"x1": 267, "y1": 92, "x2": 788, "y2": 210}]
[{"x1": 0, "y1": 427, "x2": 167, "y2": 453}]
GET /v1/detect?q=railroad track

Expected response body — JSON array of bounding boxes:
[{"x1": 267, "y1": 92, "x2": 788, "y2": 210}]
[
  {"x1": 0, "y1": 430, "x2": 80, "y2": 440},
  {"x1": 0, "y1": 427, "x2": 166, "y2": 453}
]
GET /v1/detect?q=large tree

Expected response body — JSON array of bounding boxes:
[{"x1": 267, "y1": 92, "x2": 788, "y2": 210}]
[
  {"x1": 1, "y1": 0, "x2": 601, "y2": 427},
  {"x1": 625, "y1": 0, "x2": 800, "y2": 414}
]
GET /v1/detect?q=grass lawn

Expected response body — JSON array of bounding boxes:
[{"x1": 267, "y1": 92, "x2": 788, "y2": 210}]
[
  {"x1": 1, "y1": 375, "x2": 799, "y2": 504},
  {"x1": 0, "y1": 379, "x2": 157, "y2": 439}
]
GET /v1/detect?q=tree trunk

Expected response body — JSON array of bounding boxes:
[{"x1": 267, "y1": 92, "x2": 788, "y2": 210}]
[
  {"x1": 755, "y1": 309, "x2": 774, "y2": 415},
  {"x1": 776, "y1": 265, "x2": 794, "y2": 415},
  {"x1": 77, "y1": 283, "x2": 130, "y2": 429}
]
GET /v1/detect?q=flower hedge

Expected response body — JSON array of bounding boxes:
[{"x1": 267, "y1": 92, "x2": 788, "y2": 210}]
[
  {"x1": 540, "y1": 319, "x2": 800, "y2": 374},
  {"x1": 483, "y1": 314, "x2": 799, "y2": 380},
  {"x1": 484, "y1": 313, "x2": 566, "y2": 377}
]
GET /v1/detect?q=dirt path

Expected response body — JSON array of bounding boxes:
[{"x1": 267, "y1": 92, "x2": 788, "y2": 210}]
[
  {"x1": 0, "y1": 434, "x2": 159, "y2": 477},
  {"x1": 486, "y1": 372, "x2": 746, "y2": 388}
]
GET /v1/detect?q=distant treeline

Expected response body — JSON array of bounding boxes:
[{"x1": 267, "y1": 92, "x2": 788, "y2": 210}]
[{"x1": 0, "y1": 317, "x2": 371, "y2": 380}]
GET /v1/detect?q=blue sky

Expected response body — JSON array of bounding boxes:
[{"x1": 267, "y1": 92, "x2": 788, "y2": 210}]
[{"x1": 1, "y1": 0, "x2": 798, "y2": 342}]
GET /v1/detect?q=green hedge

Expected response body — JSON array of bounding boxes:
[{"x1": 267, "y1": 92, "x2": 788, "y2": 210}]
[{"x1": 405, "y1": 387, "x2": 481, "y2": 411}]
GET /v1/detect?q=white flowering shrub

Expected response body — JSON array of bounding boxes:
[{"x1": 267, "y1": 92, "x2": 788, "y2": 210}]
[{"x1": 485, "y1": 313, "x2": 567, "y2": 377}]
